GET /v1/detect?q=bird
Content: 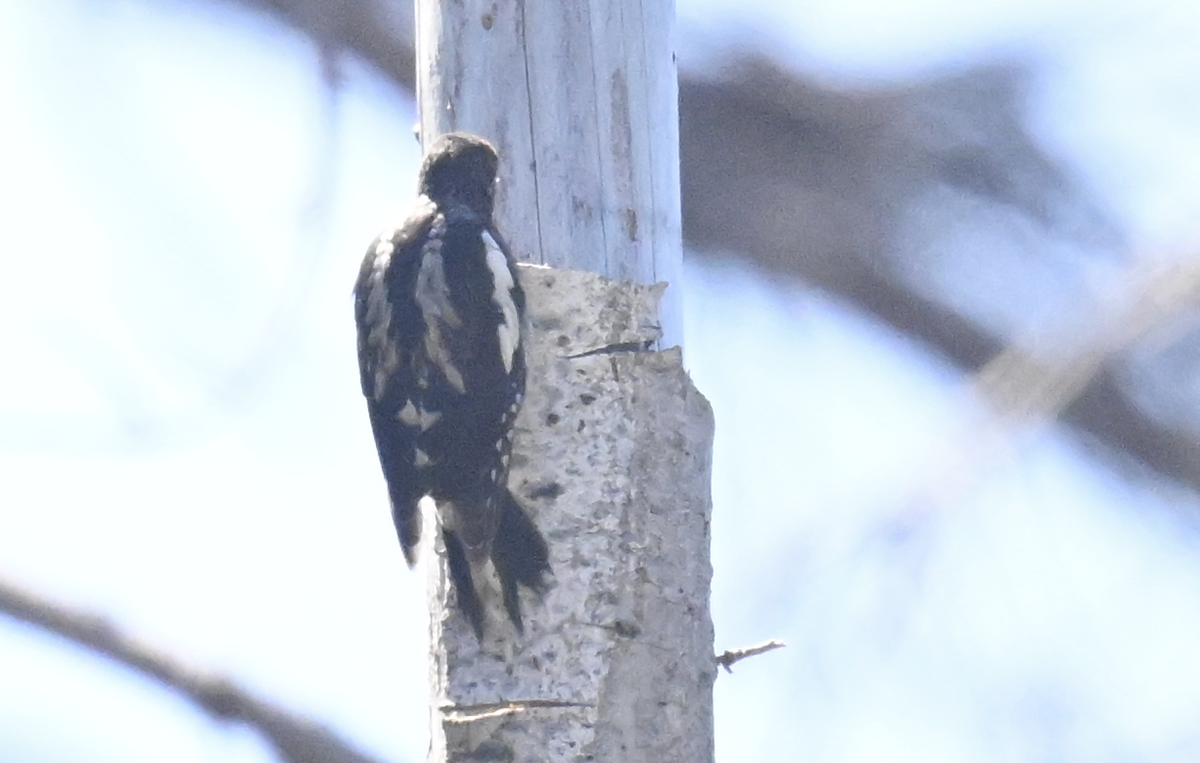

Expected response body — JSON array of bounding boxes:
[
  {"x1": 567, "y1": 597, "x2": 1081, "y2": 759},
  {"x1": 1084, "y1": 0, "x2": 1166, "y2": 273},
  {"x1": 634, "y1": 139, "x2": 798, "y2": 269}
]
[{"x1": 354, "y1": 132, "x2": 550, "y2": 639}]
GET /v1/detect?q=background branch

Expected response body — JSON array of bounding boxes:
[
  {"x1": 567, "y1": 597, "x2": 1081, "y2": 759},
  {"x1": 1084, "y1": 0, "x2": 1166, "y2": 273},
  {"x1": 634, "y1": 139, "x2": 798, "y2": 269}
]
[{"x1": 0, "y1": 577, "x2": 387, "y2": 763}]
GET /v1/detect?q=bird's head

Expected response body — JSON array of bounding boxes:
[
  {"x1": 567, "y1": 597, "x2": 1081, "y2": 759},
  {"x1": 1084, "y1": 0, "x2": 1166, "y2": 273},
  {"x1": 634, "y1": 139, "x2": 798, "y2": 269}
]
[{"x1": 419, "y1": 132, "x2": 500, "y2": 221}]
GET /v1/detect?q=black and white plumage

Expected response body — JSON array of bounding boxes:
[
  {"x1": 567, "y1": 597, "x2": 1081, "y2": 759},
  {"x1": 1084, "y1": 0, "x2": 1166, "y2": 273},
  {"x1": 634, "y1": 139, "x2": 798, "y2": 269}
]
[{"x1": 354, "y1": 132, "x2": 550, "y2": 638}]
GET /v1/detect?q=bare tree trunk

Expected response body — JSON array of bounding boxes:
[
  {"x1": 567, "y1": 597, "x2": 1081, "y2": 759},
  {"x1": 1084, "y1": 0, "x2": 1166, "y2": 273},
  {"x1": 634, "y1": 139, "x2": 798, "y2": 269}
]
[
  {"x1": 414, "y1": 0, "x2": 683, "y2": 347},
  {"x1": 414, "y1": 0, "x2": 715, "y2": 760},
  {"x1": 423, "y1": 267, "x2": 715, "y2": 762}
]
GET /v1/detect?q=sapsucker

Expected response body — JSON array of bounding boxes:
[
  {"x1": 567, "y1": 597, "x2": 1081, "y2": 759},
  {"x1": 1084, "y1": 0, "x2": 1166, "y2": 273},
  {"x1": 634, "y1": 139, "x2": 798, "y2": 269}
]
[{"x1": 354, "y1": 132, "x2": 550, "y2": 638}]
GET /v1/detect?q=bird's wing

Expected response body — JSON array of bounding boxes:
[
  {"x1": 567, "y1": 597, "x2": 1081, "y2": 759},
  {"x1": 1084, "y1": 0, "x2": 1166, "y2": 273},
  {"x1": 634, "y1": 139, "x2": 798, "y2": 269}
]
[
  {"x1": 354, "y1": 198, "x2": 436, "y2": 401},
  {"x1": 354, "y1": 197, "x2": 437, "y2": 564}
]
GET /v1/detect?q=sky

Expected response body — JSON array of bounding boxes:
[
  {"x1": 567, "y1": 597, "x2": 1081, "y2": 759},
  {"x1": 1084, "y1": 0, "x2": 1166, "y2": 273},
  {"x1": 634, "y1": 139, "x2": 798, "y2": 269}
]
[{"x1": 2, "y1": 0, "x2": 1200, "y2": 762}]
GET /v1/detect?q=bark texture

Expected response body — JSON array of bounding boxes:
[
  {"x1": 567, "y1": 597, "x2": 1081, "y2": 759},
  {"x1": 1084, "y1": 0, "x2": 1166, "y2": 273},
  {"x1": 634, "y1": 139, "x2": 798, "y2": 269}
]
[{"x1": 425, "y1": 265, "x2": 716, "y2": 763}]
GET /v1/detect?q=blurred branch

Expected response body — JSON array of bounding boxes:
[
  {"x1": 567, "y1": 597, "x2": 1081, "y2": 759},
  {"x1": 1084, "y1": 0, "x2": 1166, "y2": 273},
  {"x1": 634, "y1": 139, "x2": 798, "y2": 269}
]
[
  {"x1": 0, "y1": 577, "x2": 387, "y2": 763},
  {"x1": 227, "y1": 0, "x2": 414, "y2": 92},
  {"x1": 977, "y1": 261, "x2": 1200, "y2": 483},
  {"x1": 677, "y1": 60, "x2": 1200, "y2": 492},
  {"x1": 209, "y1": 0, "x2": 1200, "y2": 492},
  {"x1": 978, "y1": 261, "x2": 1200, "y2": 421}
]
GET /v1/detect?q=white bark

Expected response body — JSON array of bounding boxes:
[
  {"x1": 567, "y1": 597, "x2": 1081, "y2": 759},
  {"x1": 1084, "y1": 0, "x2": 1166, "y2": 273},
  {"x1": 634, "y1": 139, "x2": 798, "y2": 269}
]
[
  {"x1": 424, "y1": 266, "x2": 715, "y2": 763},
  {"x1": 414, "y1": 0, "x2": 683, "y2": 348},
  {"x1": 416, "y1": 0, "x2": 711, "y2": 759}
]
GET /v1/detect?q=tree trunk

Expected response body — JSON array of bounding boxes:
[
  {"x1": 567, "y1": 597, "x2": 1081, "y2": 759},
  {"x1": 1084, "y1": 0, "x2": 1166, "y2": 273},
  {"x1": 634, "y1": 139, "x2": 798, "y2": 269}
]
[
  {"x1": 414, "y1": 0, "x2": 683, "y2": 347},
  {"x1": 423, "y1": 266, "x2": 715, "y2": 762},
  {"x1": 414, "y1": 0, "x2": 714, "y2": 760}
]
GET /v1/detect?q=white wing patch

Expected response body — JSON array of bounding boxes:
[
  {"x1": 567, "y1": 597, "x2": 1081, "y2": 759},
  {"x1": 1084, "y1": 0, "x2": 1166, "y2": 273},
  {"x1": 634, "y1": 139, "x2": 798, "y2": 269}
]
[
  {"x1": 483, "y1": 230, "x2": 520, "y2": 374},
  {"x1": 415, "y1": 216, "x2": 466, "y2": 393},
  {"x1": 365, "y1": 237, "x2": 399, "y2": 401},
  {"x1": 396, "y1": 399, "x2": 442, "y2": 430},
  {"x1": 414, "y1": 447, "x2": 431, "y2": 467}
]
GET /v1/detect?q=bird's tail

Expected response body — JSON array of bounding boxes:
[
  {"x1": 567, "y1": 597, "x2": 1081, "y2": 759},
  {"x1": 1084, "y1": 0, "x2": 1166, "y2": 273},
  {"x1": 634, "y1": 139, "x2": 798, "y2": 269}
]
[
  {"x1": 444, "y1": 489, "x2": 550, "y2": 640},
  {"x1": 391, "y1": 494, "x2": 422, "y2": 567}
]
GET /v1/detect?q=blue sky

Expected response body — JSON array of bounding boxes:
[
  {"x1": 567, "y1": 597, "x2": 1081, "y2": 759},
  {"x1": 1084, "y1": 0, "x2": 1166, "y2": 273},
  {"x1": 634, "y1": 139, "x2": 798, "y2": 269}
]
[{"x1": 2, "y1": 1, "x2": 1200, "y2": 762}]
